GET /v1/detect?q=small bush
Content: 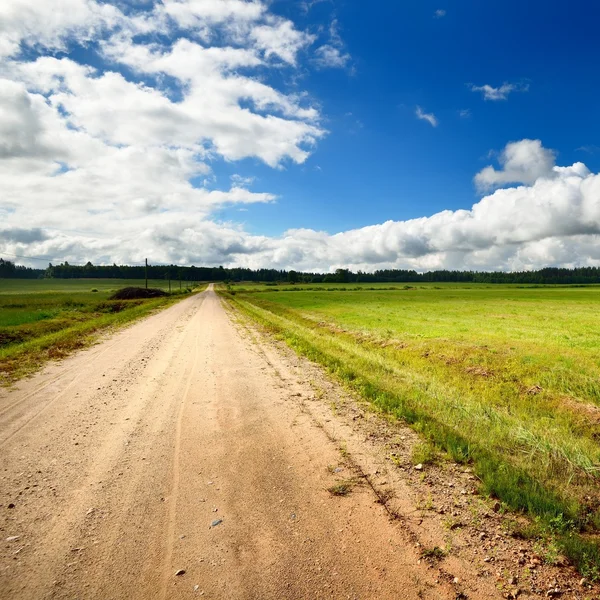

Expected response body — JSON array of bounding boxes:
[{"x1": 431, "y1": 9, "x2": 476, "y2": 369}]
[
  {"x1": 420, "y1": 546, "x2": 446, "y2": 560},
  {"x1": 91, "y1": 288, "x2": 99, "y2": 293},
  {"x1": 94, "y1": 301, "x2": 141, "y2": 314},
  {"x1": 0, "y1": 330, "x2": 25, "y2": 346}
]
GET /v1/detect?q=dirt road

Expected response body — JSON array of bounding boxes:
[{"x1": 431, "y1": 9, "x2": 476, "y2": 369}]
[{"x1": 0, "y1": 286, "x2": 504, "y2": 598}]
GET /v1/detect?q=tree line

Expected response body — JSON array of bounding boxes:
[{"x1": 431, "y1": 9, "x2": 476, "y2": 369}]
[
  {"x1": 2, "y1": 258, "x2": 600, "y2": 285},
  {"x1": 0, "y1": 259, "x2": 43, "y2": 279}
]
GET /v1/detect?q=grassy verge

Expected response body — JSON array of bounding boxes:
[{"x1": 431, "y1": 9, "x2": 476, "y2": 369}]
[
  {"x1": 0, "y1": 283, "x2": 205, "y2": 383},
  {"x1": 221, "y1": 289, "x2": 600, "y2": 580}
]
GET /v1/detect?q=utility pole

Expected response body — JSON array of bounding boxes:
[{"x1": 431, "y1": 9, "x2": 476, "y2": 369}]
[{"x1": 145, "y1": 258, "x2": 148, "y2": 289}]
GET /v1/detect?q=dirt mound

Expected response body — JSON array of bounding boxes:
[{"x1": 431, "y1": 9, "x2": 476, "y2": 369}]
[
  {"x1": 94, "y1": 300, "x2": 142, "y2": 313},
  {"x1": 110, "y1": 287, "x2": 167, "y2": 300}
]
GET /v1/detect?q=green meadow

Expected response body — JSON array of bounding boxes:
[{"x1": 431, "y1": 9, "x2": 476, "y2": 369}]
[
  {"x1": 0, "y1": 279, "x2": 198, "y2": 383},
  {"x1": 0, "y1": 278, "x2": 190, "y2": 294},
  {"x1": 222, "y1": 283, "x2": 600, "y2": 577}
]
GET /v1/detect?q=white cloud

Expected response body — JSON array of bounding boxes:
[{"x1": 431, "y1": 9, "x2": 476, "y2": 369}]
[
  {"x1": 313, "y1": 19, "x2": 351, "y2": 70},
  {"x1": 434, "y1": 9, "x2": 446, "y2": 18},
  {"x1": 415, "y1": 105, "x2": 438, "y2": 127},
  {"x1": 250, "y1": 17, "x2": 315, "y2": 65},
  {"x1": 474, "y1": 139, "x2": 557, "y2": 190},
  {"x1": 154, "y1": 1, "x2": 313, "y2": 66},
  {"x1": 0, "y1": 80, "x2": 61, "y2": 160},
  {"x1": 6, "y1": 132, "x2": 600, "y2": 273},
  {"x1": 314, "y1": 44, "x2": 350, "y2": 68},
  {"x1": 0, "y1": 0, "x2": 325, "y2": 265},
  {"x1": 469, "y1": 82, "x2": 529, "y2": 101},
  {"x1": 0, "y1": 0, "x2": 124, "y2": 58},
  {"x1": 161, "y1": 0, "x2": 265, "y2": 27},
  {"x1": 299, "y1": 0, "x2": 329, "y2": 14},
  {"x1": 231, "y1": 174, "x2": 256, "y2": 187},
  {"x1": 6, "y1": 21, "x2": 325, "y2": 167},
  {"x1": 225, "y1": 150, "x2": 600, "y2": 272},
  {"x1": 458, "y1": 109, "x2": 471, "y2": 119}
]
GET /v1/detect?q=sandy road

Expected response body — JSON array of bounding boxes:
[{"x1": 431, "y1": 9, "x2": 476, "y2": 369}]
[{"x1": 0, "y1": 285, "x2": 464, "y2": 599}]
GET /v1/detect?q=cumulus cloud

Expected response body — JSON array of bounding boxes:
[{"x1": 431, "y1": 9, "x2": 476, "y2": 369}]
[
  {"x1": 0, "y1": 228, "x2": 49, "y2": 244},
  {"x1": 251, "y1": 18, "x2": 315, "y2": 65},
  {"x1": 0, "y1": 1, "x2": 327, "y2": 171},
  {"x1": 469, "y1": 81, "x2": 529, "y2": 100},
  {"x1": 474, "y1": 139, "x2": 557, "y2": 190},
  {"x1": 224, "y1": 152, "x2": 600, "y2": 273},
  {"x1": 0, "y1": 80, "x2": 60, "y2": 160},
  {"x1": 5, "y1": 131, "x2": 600, "y2": 273},
  {"x1": 415, "y1": 105, "x2": 438, "y2": 127},
  {"x1": 0, "y1": 0, "x2": 324, "y2": 264},
  {"x1": 314, "y1": 45, "x2": 350, "y2": 68},
  {"x1": 0, "y1": 0, "x2": 123, "y2": 58},
  {"x1": 434, "y1": 9, "x2": 446, "y2": 18}
]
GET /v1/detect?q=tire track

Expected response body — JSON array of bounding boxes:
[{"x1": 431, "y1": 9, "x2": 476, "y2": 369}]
[
  {"x1": 159, "y1": 318, "x2": 201, "y2": 599},
  {"x1": 0, "y1": 299, "x2": 203, "y2": 445},
  {"x1": 0, "y1": 339, "x2": 121, "y2": 419},
  {"x1": 0, "y1": 374, "x2": 84, "y2": 447}
]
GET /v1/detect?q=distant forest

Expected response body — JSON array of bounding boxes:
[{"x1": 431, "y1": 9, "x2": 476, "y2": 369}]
[{"x1": 2, "y1": 258, "x2": 600, "y2": 285}]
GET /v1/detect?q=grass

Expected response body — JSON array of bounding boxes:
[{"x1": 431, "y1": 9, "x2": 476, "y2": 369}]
[
  {"x1": 327, "y1": 480, "x2": 356, "y2": 496},
  {"x1": 0, "y1": 279, "x2": 204, "y2": 383},
  {"x1": 420, "y1": 546, "x2": 447, "y2": 561},
  {"x1": 220, "y1": 283, "x2": 600, "y2": 579},
  {"x1": 0, "y1": 278, "x2": 194, "y2": 294},
  {"x1": 224, "y1": 281, "x2": 600, "y2": 293},
  {"x1": 411, "y1": 440, "x2": 439, "y2": 466}
]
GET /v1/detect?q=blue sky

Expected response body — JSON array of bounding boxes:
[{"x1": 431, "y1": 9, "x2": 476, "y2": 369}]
[
  {"x1": 215, "y1": 0, "x2": 600, "y2": 235},
  {"x1": 1, "y1": 0, "x2": 600, "y2": 271}
]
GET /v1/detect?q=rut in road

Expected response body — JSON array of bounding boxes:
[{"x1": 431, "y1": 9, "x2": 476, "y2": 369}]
[{"x1": 0, "y1": 285, "x2": 491, "y2": 599}]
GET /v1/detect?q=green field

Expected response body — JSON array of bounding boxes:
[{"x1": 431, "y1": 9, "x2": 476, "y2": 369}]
[
  {"x1": 227, "y1": 281, "x2": 486, "y2": 292},
  {"x1": 222, "y1": 284, "x2": 600, "y2": 577},
  {"x1": 0, "y1": 278, "x2": 192, "y2": 294},
  {"x1": 0, "y1": 279, "x2": 200, "y2": 383},
  {"x1": 226, "y1": 281, "x2": 600, "y2": 292}
]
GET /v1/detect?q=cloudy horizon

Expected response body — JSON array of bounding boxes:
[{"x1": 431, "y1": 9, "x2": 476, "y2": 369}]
[{"x1": 1, "y1": 0, "x2": 599, "y2": 273}]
